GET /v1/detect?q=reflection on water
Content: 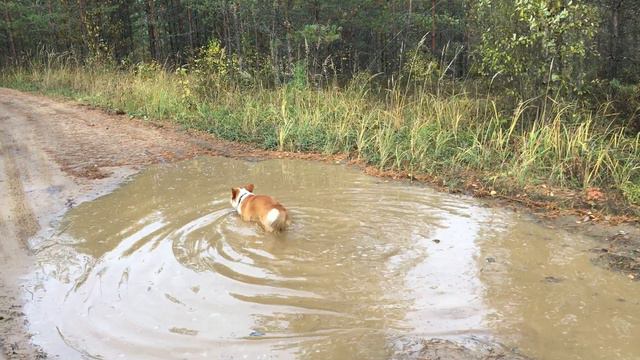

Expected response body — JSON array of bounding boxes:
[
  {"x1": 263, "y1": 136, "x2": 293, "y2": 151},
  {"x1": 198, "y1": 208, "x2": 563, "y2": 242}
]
[
  {"x1": 23, "y1": 157, "x2": 640, "y2": 359},
  {"x1": 479, "y1": 218, "x2": 640, "y2": 360}
]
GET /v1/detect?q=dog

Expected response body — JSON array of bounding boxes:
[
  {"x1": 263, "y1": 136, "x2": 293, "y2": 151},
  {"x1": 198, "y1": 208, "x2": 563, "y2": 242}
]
[{"x1": 230, "y1": 184, "x2": 290, "y2": 232}]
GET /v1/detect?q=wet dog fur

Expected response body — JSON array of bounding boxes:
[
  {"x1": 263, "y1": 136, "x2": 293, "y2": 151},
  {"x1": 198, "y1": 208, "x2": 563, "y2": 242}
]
[{"x1": 230, "y1": 184, "x2": 290, "y2": 232}]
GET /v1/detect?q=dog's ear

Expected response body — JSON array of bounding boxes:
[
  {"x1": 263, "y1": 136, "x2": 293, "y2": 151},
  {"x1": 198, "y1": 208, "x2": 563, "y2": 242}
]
[
  {"x1": 231, "y1": 187, "x2": 239, "y2": 199},
  {"x1": 245, "y1": 183, "x2": 255, "y2": 192}
]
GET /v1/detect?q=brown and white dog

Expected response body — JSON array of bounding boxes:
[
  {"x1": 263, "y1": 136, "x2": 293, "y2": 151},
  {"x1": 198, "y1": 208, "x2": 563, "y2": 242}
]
[{"x1": 230, "y1": 184, "x2": 290, "y2": 232}]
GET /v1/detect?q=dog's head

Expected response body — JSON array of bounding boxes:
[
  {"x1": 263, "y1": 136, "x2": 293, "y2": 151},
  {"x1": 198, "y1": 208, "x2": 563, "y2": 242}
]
[{"x1": 230, "y1": 183, "x2": 255, "y2": 209}]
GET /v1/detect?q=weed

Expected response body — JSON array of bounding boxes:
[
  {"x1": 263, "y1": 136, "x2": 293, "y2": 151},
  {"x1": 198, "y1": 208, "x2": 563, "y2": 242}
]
[{"x1": 1, "y1": 58, "x2": 639, "y2": 209}]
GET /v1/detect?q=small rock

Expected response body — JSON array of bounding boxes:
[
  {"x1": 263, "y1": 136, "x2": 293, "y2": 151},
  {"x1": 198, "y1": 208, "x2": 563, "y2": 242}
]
[
  {"x1": 486, "y1": 257, "x2": 496, "y2": 263},
  {"x1": 543, "y1": 276, "x2": 564, "y2": 284},
  {"x1": 432, "y1": 239, "x2": 441, "y2": 244},
  {"x1": 65, "y1": 198, "x2": 75, "y2": 208},
  {"x1": 249, "y1": 330, "x2": 265, "y2": 337}
]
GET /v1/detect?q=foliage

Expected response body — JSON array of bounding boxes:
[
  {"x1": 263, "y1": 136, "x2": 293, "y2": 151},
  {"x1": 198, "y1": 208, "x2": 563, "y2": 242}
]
[
  {"x1": 296, "y1": 24, "x2": 341, "y2": 47},
  {"x1": 1, "y1": 0, "x2": 638, "y2": 101},
  {"x1": 403, "y1": 48, "x2": 440, "y2": 83},
  {"x1": 186, "y1": 39, "x2": 239, "y2": 100},
  {"x1": 472, "y1": 0, "x2": 600, "y2": 96},
  {"x1": 192, "y1": 39, "x2": 232, "y2": 78},
  {"x1": 134, "y1": 61, "x2": 163, "y2": 79}
]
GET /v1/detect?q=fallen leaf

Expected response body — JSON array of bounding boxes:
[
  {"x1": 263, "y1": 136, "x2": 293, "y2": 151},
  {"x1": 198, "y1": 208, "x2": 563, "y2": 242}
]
[{"x1": 586, "y1": 187, "x2": 605, "y2": 201}]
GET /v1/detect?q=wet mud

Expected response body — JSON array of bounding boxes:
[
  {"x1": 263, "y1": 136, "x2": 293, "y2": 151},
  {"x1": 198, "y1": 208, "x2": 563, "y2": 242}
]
[
  {"x1": 23, "y1": 158, "x2": 640, "y2": 360},
  {"x1": 591, "y1": 232, "x2": 640, "y2": 280}
]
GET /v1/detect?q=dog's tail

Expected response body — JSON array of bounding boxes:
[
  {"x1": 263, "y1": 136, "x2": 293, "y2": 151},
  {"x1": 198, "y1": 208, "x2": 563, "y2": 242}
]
[{"x1": 266, "y1": 207, "x2": 290, "y2": 232}]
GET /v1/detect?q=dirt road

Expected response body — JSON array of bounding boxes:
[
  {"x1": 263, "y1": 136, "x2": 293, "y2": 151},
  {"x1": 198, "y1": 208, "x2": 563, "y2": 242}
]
[{"x1": 0, "y1": 88, "x2": 221, "y2": 358}]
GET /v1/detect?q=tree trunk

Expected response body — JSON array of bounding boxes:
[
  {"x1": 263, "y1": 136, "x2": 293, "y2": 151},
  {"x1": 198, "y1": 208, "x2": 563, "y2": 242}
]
[
  {"x1": 252, "y1": 6, "x2": 259, "y2": 55},
  {"x1": 112, "y1": 0, "x2": 134, "y2": 62},
  {"x1": 400, "y1": 0, "x2": 412, "y2": 72},
  {"x1": 46, "y1": 0, "x2": 57, "y2": 50},
  {"x1": 431, "y1": 0, "x2": 436, "y2": 52},
  {"x1": 314, "y1": 0, "x2": 319, "y2": 23},
  {"x1": 609, "y1": 0, "x2": 624, "y2": 79},
  {"x1": 271, "y1": 0, "x2": 280, "y2": 85},
  {"x1": 2, "y1": 0, "x2": 17, "y2": 62},
  {"x1": 284, "y1": 0, "x2": 294, "y2": 75},
  {"x1": 166, "y1": 1, "x2": 176, "y2": 57},
  {"x1": 77, "y1": 0, "x2": 90, "y2": 52},
  {"x1": 192, "y1": 6, "x2": 201, "y2": 46},
  {"x1": 176, "y1": 0, "x2": 185, "y2": 51},
  {"x1": 187, "y1": 6, "x2": 194, "y2": 49},
  {"x1": 59, "y1": 0, "x2": 73, "y2": 52},
  {"x1": 231, "y1": 2, "x2": 243, "y2": 71},
  {"x1": 145, "y1": 0, "x2": 161, "y2": 61},
  {"x1": 222, "y1": 0, "x2": 232, "y2": 61}
]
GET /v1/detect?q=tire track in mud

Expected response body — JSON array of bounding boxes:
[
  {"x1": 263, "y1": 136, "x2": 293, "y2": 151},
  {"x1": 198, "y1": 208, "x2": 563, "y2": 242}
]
[
  {"x1": 0, "y1": 117, "x2": 43, "y2": 359},
  {"x1": 0, "y1": 122, "x2": 40, "y2": 248}
]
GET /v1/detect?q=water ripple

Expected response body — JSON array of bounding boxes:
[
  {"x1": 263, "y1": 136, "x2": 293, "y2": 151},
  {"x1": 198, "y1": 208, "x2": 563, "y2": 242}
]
[{"x1": 27, "y1": 157, "x2": 495, "y2": 360}]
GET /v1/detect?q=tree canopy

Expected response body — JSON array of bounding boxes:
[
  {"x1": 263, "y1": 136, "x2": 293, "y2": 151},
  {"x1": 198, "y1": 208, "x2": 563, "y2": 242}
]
[{"x1": 1, "y1": 0, "x2": 639, "y2": 94}]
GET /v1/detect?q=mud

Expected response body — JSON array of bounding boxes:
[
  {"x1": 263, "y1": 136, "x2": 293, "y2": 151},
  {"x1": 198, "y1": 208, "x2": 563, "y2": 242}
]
[
  {"x1": 591, "y1": 232, "x2": 640, "y2": 280},
  {"x1": 390, "y1": 337, "x2": 531, "y2": 360},
  {"x1": 22, "y1": 158, "x2": 640, "y2": 359},
  {"x1": 0, "y1": 87, "x2": 210, "y2": 358},
  {"x1": 2, "y1": 87, "x2": 640, "y2": 359},
  {"x1": 25, "y1": 158, "x2": 497, "y2": 359}
]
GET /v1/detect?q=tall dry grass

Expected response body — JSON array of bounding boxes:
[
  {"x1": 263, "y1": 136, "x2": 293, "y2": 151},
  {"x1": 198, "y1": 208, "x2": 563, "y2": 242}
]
[{"x1": 2, "y1": 54, "x2": 639, "y2": 207}]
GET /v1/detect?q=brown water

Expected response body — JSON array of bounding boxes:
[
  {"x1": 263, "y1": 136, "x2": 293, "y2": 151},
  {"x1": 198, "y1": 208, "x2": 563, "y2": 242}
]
[{"x1": 24, "y1": 157, "x2": 640, "y2": 359}]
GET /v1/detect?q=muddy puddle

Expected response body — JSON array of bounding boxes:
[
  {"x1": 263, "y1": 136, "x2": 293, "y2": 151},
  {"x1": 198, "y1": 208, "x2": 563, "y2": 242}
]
[{"x1": 23, "y1": 157, "x2": 640, "y2": 359}]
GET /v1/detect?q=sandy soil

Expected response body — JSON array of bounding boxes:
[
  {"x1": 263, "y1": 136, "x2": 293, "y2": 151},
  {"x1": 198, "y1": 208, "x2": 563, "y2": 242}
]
[{"x1": 0, "y1": 87, "x2": 637, "y2": 359}]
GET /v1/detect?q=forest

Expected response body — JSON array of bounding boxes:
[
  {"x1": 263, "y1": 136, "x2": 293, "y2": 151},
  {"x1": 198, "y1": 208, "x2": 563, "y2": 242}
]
[{"x1": 1, "y1": 0, "x2": 640, "y2": 212}]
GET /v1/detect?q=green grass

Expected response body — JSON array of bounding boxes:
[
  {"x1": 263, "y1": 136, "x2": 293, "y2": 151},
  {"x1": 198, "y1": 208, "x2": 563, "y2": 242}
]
[{"x1": 2, "y1": 59, "x2": 639, "y2": 212}]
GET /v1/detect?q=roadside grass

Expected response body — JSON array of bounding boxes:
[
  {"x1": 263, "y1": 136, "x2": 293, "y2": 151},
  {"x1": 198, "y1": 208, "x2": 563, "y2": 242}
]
[{"x1": 2, "y1": 60, "x2": 639, "y2": 213}]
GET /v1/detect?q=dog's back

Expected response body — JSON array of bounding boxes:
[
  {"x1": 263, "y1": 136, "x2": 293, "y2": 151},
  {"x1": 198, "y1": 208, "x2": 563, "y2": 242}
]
[
  {"x1": 248, "y1": 195, "x2": 290, "y2": 232},
  {"x1": 231, "y1": 184, "x2": 290, "y2": 233}
]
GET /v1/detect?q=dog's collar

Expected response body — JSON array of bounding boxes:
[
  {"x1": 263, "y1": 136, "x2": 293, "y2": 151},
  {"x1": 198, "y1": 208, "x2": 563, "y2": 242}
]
[{"x1": 236, "y1": 191, "x2": 253, "y2": 209}]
